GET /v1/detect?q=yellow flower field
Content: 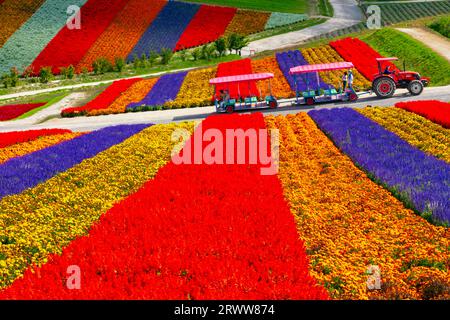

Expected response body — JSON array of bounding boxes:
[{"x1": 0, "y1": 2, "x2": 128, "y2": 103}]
[
  {"x1": 265, "y1": 113, "x2": 450, "y2": 300},
  {"x1": 225, "y1": 9, "x2": 271, "y2": 36},
  {"x1": 0, "y1": 132, "x2": 83, "y2": 164},
  {"x1": 359, "y1": 107, "x2": 450, "y2": 162}
]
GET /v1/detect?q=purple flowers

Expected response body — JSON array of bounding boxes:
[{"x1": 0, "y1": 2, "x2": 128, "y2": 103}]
[
  {"x1": 127, "y1": 1, "x2": 200, "y2": 61},
  {"x1": 309, "y1": 108, "x2": 450, "y2": 225},
  {"x1": 276, "y1": 50, "x2": 329, "y2": 92},
  {"x1": 0, "y1": 124, "x2": 150, "y2": 200},
  {"x1": 127, "y1": 72, "x2": 188, "y2": 109}
]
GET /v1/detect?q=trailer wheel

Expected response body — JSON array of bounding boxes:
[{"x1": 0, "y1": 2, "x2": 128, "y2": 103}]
[
  {"x1": 408, "y1": 80, "x2": 423, "y2": 96},
  {"x1": 226, "y1": 105, "x2": 234, "y2": 114},
  {"x1": 306, "y1": 97, "x2": 315, "y2": 106},
  {"x1": 269, "y1": 100, "x2": 278, "y2": 109},
  {"x1": 373, "y1": 77, "x2": 396, "y2": 98},
  {"x1": 349, "y1": 92, "x2": 358, "y2": 102}
]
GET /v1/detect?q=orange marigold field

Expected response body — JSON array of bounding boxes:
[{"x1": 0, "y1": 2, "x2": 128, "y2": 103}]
[
  {"x1": 251, "y1": 56, "x2": 295, "y2": 99},
  {"x1": 265, "y1": 113, "x2": 450, "y2": 300},
  {"x1": 76, "y1": 0, "x2": 166, "y2": 72},
  {"x1": 301, "y1": 45, "x2": 371, "y2": 91},
  {"x1": 164, "y1": 67, "x2": 216, "y2": 109},
  {"x1": 0, "y1": 132, "x2": 83, "y2": 164},
  {"x1": 225, "y1": 9, "x2": 271, "y2": 36},
  {"x1": 0, "y1": 0, "x2": 45, "y2": 48},
  {"x1": 89, "y1": 78, "x2": 159, "y2": 116}
]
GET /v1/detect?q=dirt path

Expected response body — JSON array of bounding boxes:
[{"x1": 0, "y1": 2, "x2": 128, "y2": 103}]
[
  {"x1": 242, "y1": 0, "x2": 364, "y2": 55},
  {"x1": 396, "y1": 28, "x2": 450, "y2": 62}
]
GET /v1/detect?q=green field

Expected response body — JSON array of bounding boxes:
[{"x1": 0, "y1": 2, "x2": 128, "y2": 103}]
[
  {"x1": 360, "y1": 28, "x2": 450, "y2": 86},
  {"x1": 182, "y1": 0, "x2": 309, "y2": 13},
  {"x1": 428, "y1": 15, "x2": 450, "y2": 38},
  {"x1": 361, "y1": 1, "x2": 450, "y2": 26}
]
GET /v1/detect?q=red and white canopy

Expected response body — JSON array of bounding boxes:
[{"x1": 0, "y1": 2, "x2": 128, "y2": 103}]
[
  {"x1": 209, "y1": 73, "x2": 274, "y2": 85},
  {"x1": 289, "y1": 62, "x2": 354, "y2": 75}
]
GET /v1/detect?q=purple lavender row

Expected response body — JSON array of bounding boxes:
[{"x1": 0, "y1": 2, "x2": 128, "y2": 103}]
[
  {"x1": 127, "y1": 1, "x2": 200, "y2": 61},
  {"x1": 275, "y1": 50, "x2": 329, "y2": 92},
  {"x1": 127, "y1": 71, "x2": 188, "y2": 109},
  {"x1": 0, "y1": 124, "x2": 150, "y2": 200},
  {"x1": 309, "y1": 108, "x2": 450, "y2": 225}
]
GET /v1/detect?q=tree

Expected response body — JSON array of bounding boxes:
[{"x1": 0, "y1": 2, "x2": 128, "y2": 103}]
[
  {"x1": 132, "y1": 54, "x2": 140, "y2": 70},
  {"x1": 201, "y1": 43, "x2": 217, "y2": 61},
  {"x1": 215, "y1": 37, "x2": 227, "y2": 57},
  {"x1": 179, "y1": 49, "x2": 189, "y2": 62},
  {"x1": 9, "y1": 67, "x2": 19, "y2": 87},
  {"x1": 148, "y1": 50, "x2": 159, "y2": 67},
  {"x1": 115, "y1": 57, "x2": 125, "y2": 72},
  {"x1": 92, "y1": 57, "x2": 113, "y2": 74},
  {"x1": 192, "y1": 47, "x2": 201, "y2": 61},
  {"x1": 160, "y1": 48, "x2": 173, "y2": 65},
  {"x1": 140, "y1": 53, "x2": 148, "y2": 68},
  {"x1": 226, "y1": 33, "x2": 248, "y2": 55},
  {"x1": 39, "y1": 66, "x2": 53, "y2": 84}
]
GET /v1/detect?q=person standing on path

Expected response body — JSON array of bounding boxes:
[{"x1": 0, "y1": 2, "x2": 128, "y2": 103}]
[
  {"x1": 348, "y1": 70, "x2": 354, "y2": 91},
  {"x1": 341, "y1": 72, "x2": 348, "y2": 92}
]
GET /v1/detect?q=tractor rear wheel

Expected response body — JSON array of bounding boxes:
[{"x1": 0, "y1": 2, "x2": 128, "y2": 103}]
[
  {"x1": 269, "y1": 100, "x2": 278, "y2": 109},
  {"x1": 408, "y1": 80, "x2": 424, "y2": 96},
  {"x1": 349, "y1": 92, "x2": 358, "y2": 102},
  {"x1": 226, "y1": 105, "x2": 234, "y2": 114},
  {"x1": 373, "y1": 77, "x2": 396, "y2": 98},
  {"x1": 306, "y1": 97, "x2": 315, "y2": 106}
]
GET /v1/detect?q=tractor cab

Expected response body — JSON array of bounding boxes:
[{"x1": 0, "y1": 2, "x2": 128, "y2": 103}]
[{"x1": 372, "y1": 57, "x2": 429, "y2": 98}]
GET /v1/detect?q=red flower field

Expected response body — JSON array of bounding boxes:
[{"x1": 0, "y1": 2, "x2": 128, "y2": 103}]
[
  {"x1": 0, "y1": 113, "x2": 328, "y2": 300},
  {"x1": 0, "y1": 129, "x2": 72, "y2": 148},
  {"x1": 174, "y1": 5, "x2": 236, "y2": 51},
  {"x1": 0, "y1": 102, "x2": 46, "y2": 121},
  {"x1": 215, "y1": 58, "x2": 259, "y2": 99},
  {"x1": 396, "y1": 100, "x2": 450, "y2": 128}
]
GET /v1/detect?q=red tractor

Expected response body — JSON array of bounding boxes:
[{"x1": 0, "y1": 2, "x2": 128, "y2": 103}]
[{"x1": 372, "y1": 57, "x2": 429, "y2": 98}]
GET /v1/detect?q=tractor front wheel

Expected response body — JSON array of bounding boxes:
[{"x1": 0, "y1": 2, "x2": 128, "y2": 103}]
[
  {"x1": 408, "y1": 80, "x2": 424, "y2": 96},
  {"x1": 306, "y1": 97, "x2": 315, "y2": 106},
  {"x1": 349, "y1": 92, "x2": 358, "y2": 102},
  {"x1": 373, "y1": 77, "x2": 396, "y2": 98},
  {"x1": 269, "y1": 100, "x2": 278, "y2": 109},
  {"x1": 226, "y1": 105, "x2": 234, "y2": 114}
]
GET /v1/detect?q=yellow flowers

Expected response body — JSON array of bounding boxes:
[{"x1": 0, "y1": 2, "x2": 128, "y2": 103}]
[
  {"x1": 301, "y1": 45, "x2": 372, "y2": 91},
  {"x1": 251, "y1": 56, "x2": 295, "y2": 99},
  {"x1": 0, "y1": 122, "x2": 194, "y2": 288},
  {"x1": 0, "y1": 132, "x2": 83, "y2": 164},
  {"x1": 164, "y1": 67, "x2": 216, "y2": 109},
  {"x1": 359, "y1": 107, "x2": 450, "y2": 162},
  {"x1": 265, "y1": 112, "x2": 450, "y2": 300},
  {"x1": 225, "y1": 9, "x2": 271, "y2": 36}
]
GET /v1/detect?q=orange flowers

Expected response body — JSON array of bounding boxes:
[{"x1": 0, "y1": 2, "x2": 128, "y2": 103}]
[
  {"x1": 90, "y1": 78, "x2": 159, "y2": 115},
  {"x1": 265, "y1": 112, "x2": 450, "y2": 300},
  {"x1": 251, "y1": 56, "x2": 295, "y2": 99},
  {"x1": 225, "y1": 9, "x2": 271, "y2": 36}
]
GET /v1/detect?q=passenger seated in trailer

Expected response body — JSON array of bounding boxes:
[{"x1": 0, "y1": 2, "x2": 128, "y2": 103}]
[{"x1": 383, "y1": 66, "x2": 394, "y2": 75}]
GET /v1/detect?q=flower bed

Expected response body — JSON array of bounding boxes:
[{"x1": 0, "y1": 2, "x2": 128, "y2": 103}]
[
  {"x1": 0, "y1": 114, "x2": 328, "y2": 299},
  {"x1": 265, "y1": 12, "x2": 308, "y2": 29},
  {"x1": 0, "y1": 0, "x2": 45, "y2": 48},
  {"x1": 0, "y1": 122, "x2": 193, "y2": 289},
  {"x1": 396, "y1": 100, "x2": 450, "y2": 129},
  {"x1": 0, "y1": 129, "x2": 72, "y2": 148},
  {"x1": 0, "y1": 124, "x2": 149, "y2": 200},
  {"x1": 359, "y1": 107, "x2": 450, "y2": 163},
  {"x1": 76, "y1": 0, "x2": 166, "y2": 72},
  {"x1": 266, "y1": 112, "x2": 450, "y2": 300},
  {"x1": 0, "y1": 132, "x2": 83, "y2": 164},
  {"x1": 276, "y1": 50, "x2": 329, "y2": 92},
  {"x1": 329, "y1": 37, "x2": 399, "y2": 81},
  {"x1": 89, "y1": 78, "x2": 159, "y2": 116},
  {"x1": 0, "y1": 103, "x2": 46, "y2": 121},
  {"x1": 62, "y1": 78, "x2": 142, "y2": 117},
  {"x1": 251, "y1": 57, "x2": 295, "y2": 99},
  {"x1": 309, "y1": 108, "x2": 450, "y2": 225},
  {"x1": 127, "y1": 1, "x2": 200, "y2": 60},
  {"x1": 0, "y1": 0, "x2": 88, "y2": 75},
  {"x1": 175, "y1": 5, "x2": 236, "y2": 51},
  {"x1": 215, "y1": 58, "x2": 259, "y2": 99},
  {"x1": 127, "y1": 72, "x2": 188, "y2": 110},
  {"x1": 301, "y1": 45, "x2": 371, "y2": 91},
  {"x1": 31, "y1": 0, "x2": 130, "y2": 74},
  {"x1": 225, "y1": 9, "x2": 271, "y2": 36},
  {"x1": 164, "y1": 68, "x2": 216, "y2": 109}
]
